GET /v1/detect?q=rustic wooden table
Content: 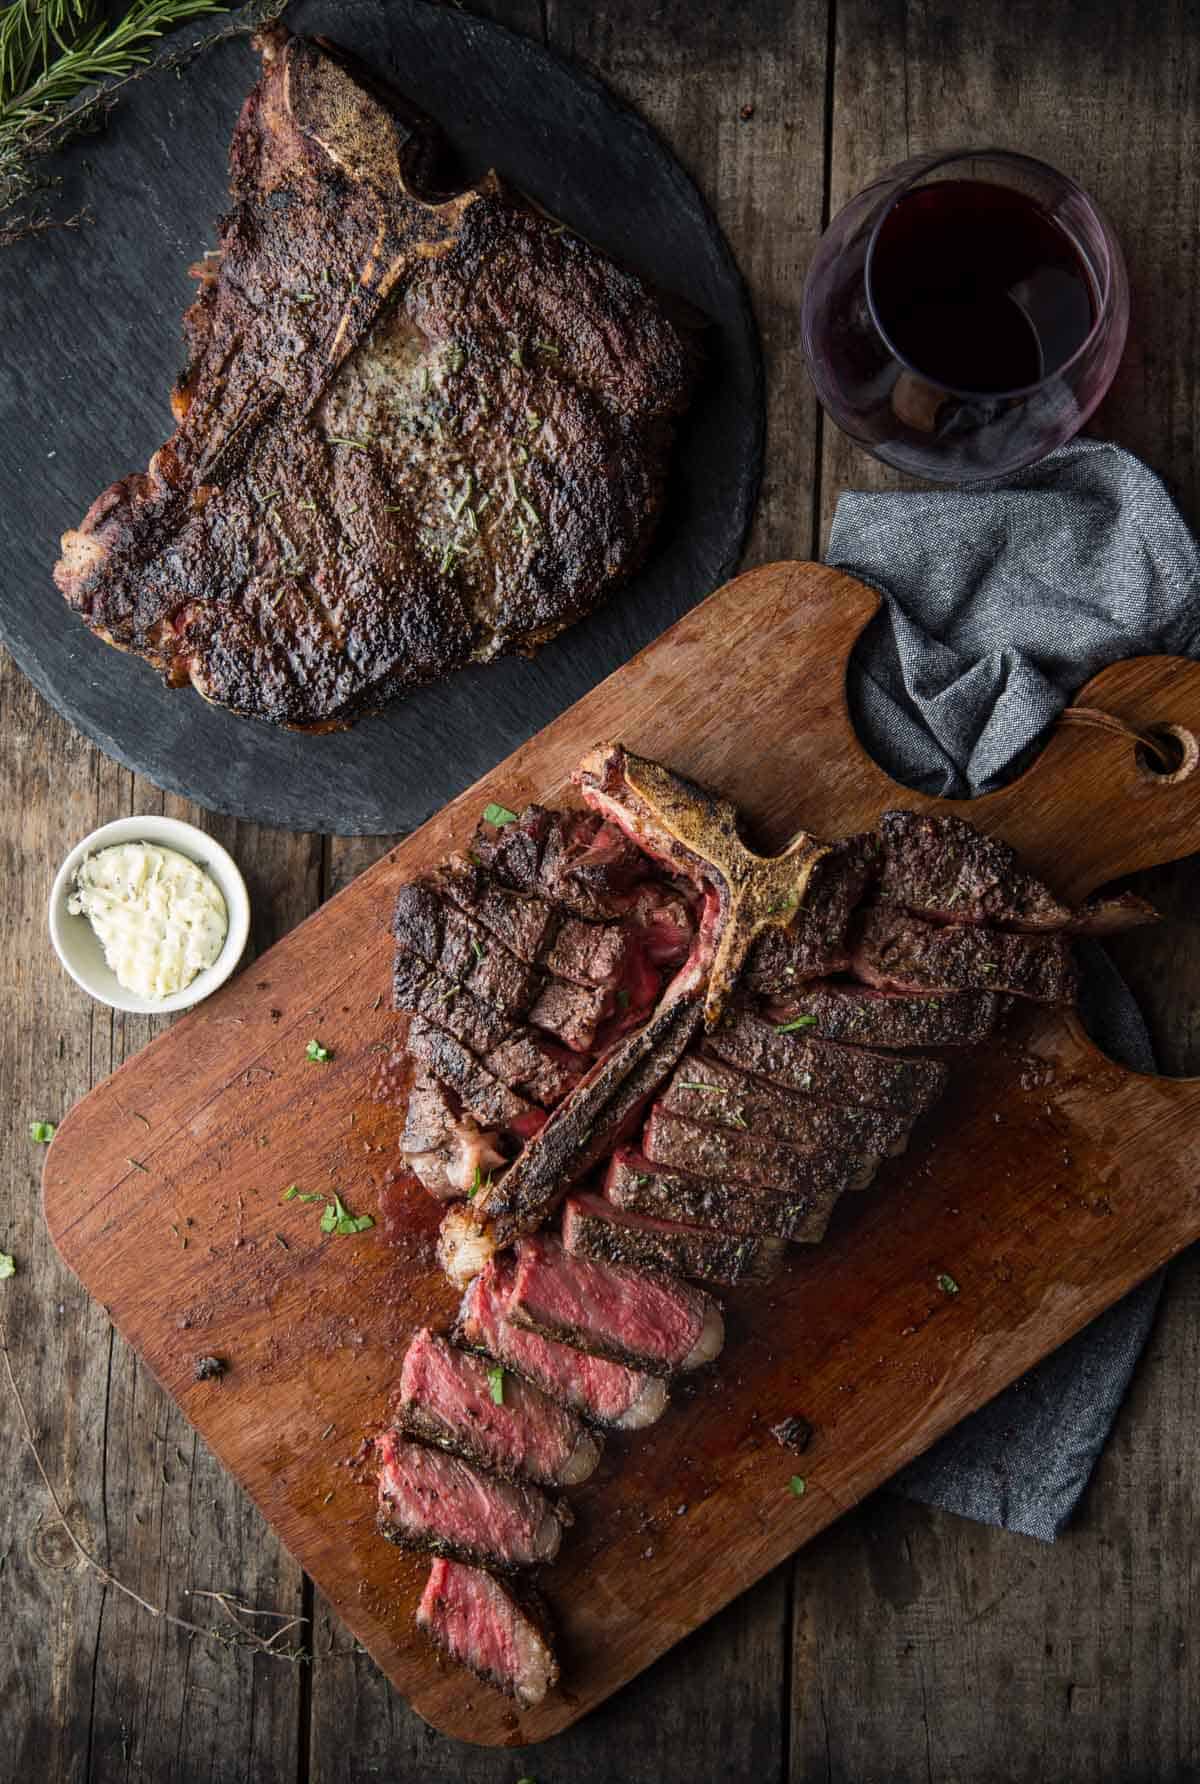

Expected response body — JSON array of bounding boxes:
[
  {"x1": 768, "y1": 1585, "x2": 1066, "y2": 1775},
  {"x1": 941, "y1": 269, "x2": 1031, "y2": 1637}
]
[{"x1": 4, "y1": 2, "x2": 1199, "y2": 1779}]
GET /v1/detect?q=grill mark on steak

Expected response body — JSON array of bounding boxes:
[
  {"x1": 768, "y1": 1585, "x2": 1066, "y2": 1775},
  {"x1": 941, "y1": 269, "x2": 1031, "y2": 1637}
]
[
  {"x1": 661, "y1": 1053, "x2": 912, "y2": 1156},
  {"x1": 392, "y1": 883, "x2": 538, "y2": 1018},
  {"x1": 55, "y1": 32, "x2": 700, "y2": 730},
  {"x1": 395, "y1": 1327, "x2": 601, "y2": 1487},
  {"x1": 431, "y1": 858, "x2": 560, "y2": 966},
  {"x1": 742, "y1": 834, "x2": 880, "y2": 991},
  {"x1": 562, "y1": 1193, "x2": 784, "y2": 1286},
  {"x1": 644, "y1": 1105, "x2": 879, "y2": 1196},
  {"x1": 507, "y1": 1233, "x2": 724, "y2": 1376},
  {"x1": 456, "y1": 1254, "x2": 669, "y2": 1429},
  {"x1": 852, "y1": 904, "x2": 1080, "y2": 1003},
  {"x1": 416, "y1": 1559, "x2": 559, "y2": 1710},
  {"x1": 392, "y1": 947, "x2": 512, "y2": 1052},
  {"x1": 760, "y1": 982, "x2": 1006, "y2": 1049},
  {"x1": 483, "y1": 1032, "x2": 582, "y2": 1108},
  {"x1": 708, "y1": 1010, "x2": 948, "y2": 1115},
  {"x1": 375, "y1": 1430, "x2": 565, "y2": 1570},
  {"x1": 606, "y1": 1150, "x2": 839, "y2": 1243}
]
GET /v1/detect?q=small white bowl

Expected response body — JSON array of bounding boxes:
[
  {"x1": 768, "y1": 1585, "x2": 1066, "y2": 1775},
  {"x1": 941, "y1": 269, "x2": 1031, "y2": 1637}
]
[{"x1": 49, "y1": 816, "x2": 251, "y2": 1015}]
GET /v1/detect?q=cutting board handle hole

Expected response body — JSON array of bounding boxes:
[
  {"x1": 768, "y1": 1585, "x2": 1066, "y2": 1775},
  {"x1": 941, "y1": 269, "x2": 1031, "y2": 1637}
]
[{"x1": 1136, "y1": 724, "x2": 1198, "y2": 785}]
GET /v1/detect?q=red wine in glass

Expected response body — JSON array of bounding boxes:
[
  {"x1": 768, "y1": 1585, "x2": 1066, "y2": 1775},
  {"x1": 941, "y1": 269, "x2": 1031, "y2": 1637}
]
[{"x1": 801, "y1": 150, "x2": 1129, "y2": 483}]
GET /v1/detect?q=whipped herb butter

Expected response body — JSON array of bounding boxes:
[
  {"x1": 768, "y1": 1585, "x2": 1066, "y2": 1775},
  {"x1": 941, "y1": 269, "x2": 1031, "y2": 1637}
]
[{"x1": 68, "y1": 842, "x2": 227, "y2": 999}]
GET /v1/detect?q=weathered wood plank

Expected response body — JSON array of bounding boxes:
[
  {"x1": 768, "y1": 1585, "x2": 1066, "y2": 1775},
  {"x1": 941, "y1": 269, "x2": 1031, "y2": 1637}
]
[{"x1": 798, "y1": 2, "x2": 1200, "y2": 1778}]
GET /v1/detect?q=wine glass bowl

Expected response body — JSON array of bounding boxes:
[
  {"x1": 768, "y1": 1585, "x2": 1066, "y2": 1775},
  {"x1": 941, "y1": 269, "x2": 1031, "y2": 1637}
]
[{"x1": 800, "y1": 149, "x2": 1129, "y2": 483}]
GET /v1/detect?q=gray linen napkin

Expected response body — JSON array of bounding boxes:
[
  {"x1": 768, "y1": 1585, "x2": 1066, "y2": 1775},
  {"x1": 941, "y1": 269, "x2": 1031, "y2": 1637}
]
[{"x1": 828, "y1": 438, "x2": 1200, "y2": 1540}]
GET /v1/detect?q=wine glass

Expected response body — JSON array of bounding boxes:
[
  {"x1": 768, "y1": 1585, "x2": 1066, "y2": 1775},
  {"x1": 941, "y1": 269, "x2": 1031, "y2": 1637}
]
[{"x1": 800, "y1": 148, "x2": 1129, "y2": 483}]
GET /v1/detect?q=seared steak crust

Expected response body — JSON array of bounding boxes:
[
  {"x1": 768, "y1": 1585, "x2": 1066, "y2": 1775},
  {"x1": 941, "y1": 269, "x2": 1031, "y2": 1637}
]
[
  {"x1": 852, "y1": 905, "x2": 1080, "y2": 1004},
  {"x1": 54, "y1": 31, "x2": 699, "y2": 729},
  {"x1": 643, "y1": 1105, "x2": 877, "y2": 1197},
  {"x1": 606, "y1": 1151, "x2": 839, "y2": 1243},
  {"x1": 708, "y1": 1011, "x2": 948, "y2": 1115},
  {"x1": 878, "y1": 809, "x2": 1075, "y2": 928},
  {"x1": 562, "y1": 1193, "x2": 783, "y2": 1286},
  {"x1": 660, "y1": 1053, "x2": 911, "y2": 1155},
  {"x1": 761, "y1": 982, "x2": 1005, "y2": 1050}
]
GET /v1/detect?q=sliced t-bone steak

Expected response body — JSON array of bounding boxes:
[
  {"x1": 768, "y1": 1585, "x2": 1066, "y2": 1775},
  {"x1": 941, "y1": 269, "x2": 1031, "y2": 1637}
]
[
  {"x1": 483, "y1": 1032, "x2": 582, "y2": 1108},
  {"x1": 375, "y1": 1431, "x2": 564, "y2": 1570},
  {"x1": 400, "y1": 1073, "x2": 505, "y2": 1198},
  {"x1": 457, "y1": 1254, "x2": 668, "y2": 1430},
  {"x1": 392, "y1": 883, "x2": 537, "y2": 1018},
  {"x1": 472, "y1": 806, "x2": 646, "y2": 919},
  {"x1": 54, "y1": 32, "x2": 699, "y2": 730},
  {"x1": 761, "y1": 982, "x2": 1005, "y2": 1050},
  {"x1": 508, "y1": 1233, "x2": 724, "y2": 1376},
  {"x1": 643, "y1": 1105, "x2": 879, "y2": 1196},
  {"x1": 542, "y1": 916, "x2": 632, "y2": 989},
  {"x1": 406, "y1": 1017, "x2": 539, "y2": 1130},
  {"x1": 527, "y1": 976, "x2": 609, "y2": 1051},
  {"x1": 431, "y1": 858, "x2": 560, "y2": 965},
  {"x1": 742, "y1": 834, "x2": 879, "y2": 991},
  {"x1": 660, "y1": 1054, "x2": 911, "y2": 1156},
  {"x1": 606, "y1": 1150, "x2": 839, "y2": 1243},
  {"x1": 877, "y1": 809, "x2": 1076, "y2": 928},
  {"x1": 708, "y1": 1011, "x2": 948, "y2": 1115},
  {"x1": 562, "y1": 1193, "x2": 784, "y2": 1286},
  {"x1": 392, "y1": 948, "x2": 511, "y2": 1053},
  {"x1": 853, "y1": 905, "x2": 1079, "y2": 1003},
  {"x1": 417, "y1": 1559, "x2": 559, "y2": 1710},
  {"x1": 394, "y1": 1328, "x2": 601, "y2": 1487}
]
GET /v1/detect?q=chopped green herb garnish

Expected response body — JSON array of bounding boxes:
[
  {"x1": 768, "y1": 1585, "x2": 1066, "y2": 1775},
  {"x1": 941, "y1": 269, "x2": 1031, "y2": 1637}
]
[
  {"x1": 937, "y1": 1272, "x2": 960, "y2": 1297},
  {"x1": 282, "y1": 1185, "x2": 324, "y2": 1204},
  {"x1": 799, "y1": 1071, "x2": 813, "y2": 1091},
  {"x1": 789, "y1": 1476, "x2": 807, "y2": 1497},
  {"x1": 320, "y1": 1193, "x2": 374, "y2": 1237},
  {"x1": 467, "y1": 1166, "x2": 493, "y2": 1200},
  {"x1": 633, "y1": 1174, "x2": 651, "y2": 1187},
  {"x1": 482, "y1": 802, "x2": 519, "y2": 828},
  {"x1": 297, "y1": 501, "x2": 318, "y2": 512},
  {"x1": 326, "y1": 436, "x2": 370, "y2": 451},
  {"x1": 508, "y1": 337, "x2": 525, "y2": 367},
  {"x1": 306, "y1": 1039, "x2": 332, "y2": 1063},
  {"x1": 29, "y1": 1121, "x2": 56, "y2": 1143},
  {"x1": 0, "y1": 1253, "x2": 14, "y2": 1280},
  {"x1": 775, "y1": 1016, "x2": 817, "y2": 1033},
  {"x1": 487, "y1": 1366, "x2": 505, "y2": 1405},
  {"x1": 471, "y1": 939, "x2": 486, "y2": 963},
  {"x1": 767, "y1": 895, "x2": 797, "y2": 916},
  {"x1": 534, "y1": 339, "x2": 560, "y2": 357},
  {"x1": 434, "y1": 984, "x2": 460, "y2": 1006},
  {"x1": 616, "y1": 988, "x2": 630, "y2": 1011},
  {"x1": 447, "y1": 345, "x2": 466, "y2": 373}
]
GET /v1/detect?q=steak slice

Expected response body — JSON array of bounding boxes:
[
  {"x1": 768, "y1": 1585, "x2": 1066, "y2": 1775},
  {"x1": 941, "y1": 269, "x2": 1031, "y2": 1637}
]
[
  {"x1": 562, "y1": 1193, "x2": 784, "y2": 1286},
  {"x1": 877, "y1": 809, "x2": 1076, "y2": 928},
  {"x1": 395, "y1": 1328, "x2": 601, "y2": 1487},
  {"x1": 473, "y1": 806, "x2": 647, "y2": 919},
  {"x1": 406, "y1": 1018, "x2": 538, "y2": 1129},
  {"x1": 55, "y1": 31, "x2": 699, "y2": 730},
  {"x1": 507, "y1": 1233, "x2": 724, "y2": 1376},
  {"x1": 392, "y1": 947, "x2": 511, "y2": 1053},
  {"x1": 708, "y1": 1011, "x2": 948, "y2": 1115},
  {"x1": 761, "y1": 982, "x2": 1004, "y2": 1049},
  {"x1": 400, "y1": 1073, "x2": 505, "y2": 1198},
  {"x1": 853, "y1": 905, "x2": 1079, "y2": 1003},
  {"x1": 483, "y1": 1032, "x2": 582, "y2": 1108},
  {"x1": 643, "y1": 1105, "x2": 878, "y2": 1196},
  {"x1": 457, "y1": 1254, "x2": 668, "y2": 1430},
  {"x1": 431, "y1": 858, "x2": 559, "y2": 966},
  {"x1": 606, "y1": 1150, "x2": 839, "y2": 1243},
  {"x1": 742, "y1": 834, "x2": 879, "y2": 991},
  {"x1": 375, "y1": 1431, "x2": 564, "y2": 1570},
  {"x1": 527, "y1": 976, "x2": 609, "y2": 1051},
  {"x1": 417, "y1": 1559, "x2": 559, "y2": 1710},
  {"x1": 660, "y1": 1054, "x2": 911, "y2": 1156},
  {"x1": 393, "y1": 884, "x2": 537, "y2": 1018},
  {"x1": 542, "y1": 916, "x2": 632, "y2": 989}
]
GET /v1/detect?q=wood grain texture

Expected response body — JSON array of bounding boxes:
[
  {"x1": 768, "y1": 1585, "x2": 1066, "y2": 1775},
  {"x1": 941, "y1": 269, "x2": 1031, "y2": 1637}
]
[{"x1": 41, "y1": 561, "x2": 1200, "y2": 1747}]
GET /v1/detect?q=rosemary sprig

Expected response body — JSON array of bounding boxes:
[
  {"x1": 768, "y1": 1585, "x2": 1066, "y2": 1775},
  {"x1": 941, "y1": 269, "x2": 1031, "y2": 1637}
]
[{"x1": 1, "y1": 0, "x2": 282, "y2": 235}]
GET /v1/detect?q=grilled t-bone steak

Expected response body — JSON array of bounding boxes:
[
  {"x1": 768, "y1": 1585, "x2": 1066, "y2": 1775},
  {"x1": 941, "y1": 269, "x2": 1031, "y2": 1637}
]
[
  {"x1": 375, "y1": 1431, "x2": 566, "y2": 1570},
  {"x1": 417, "y1": 1559, "x2": 559, "y2": 1710},
  {"x1": 53, "y1": 31, "x2": 700, "y2": 729},
  {"x1": 381, "y1": 747, "x2": 1159, "y2": 1708}
]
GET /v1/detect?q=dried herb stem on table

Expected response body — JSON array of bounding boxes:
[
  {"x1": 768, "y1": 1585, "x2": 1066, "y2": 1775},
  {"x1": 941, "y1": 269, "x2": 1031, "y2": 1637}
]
[
  {"x1": 0, "y1": 0, "x2": 285, "y2": 242},
  {"x1": 0, "y1": 1328, "x2": 309, "y2": 1661}
]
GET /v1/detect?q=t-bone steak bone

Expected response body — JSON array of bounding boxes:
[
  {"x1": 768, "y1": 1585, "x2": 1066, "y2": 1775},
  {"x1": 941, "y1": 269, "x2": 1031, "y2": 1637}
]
[
  {"x1": 54, "y1": 31, "x2": 700, "y2": 729},
  {"x1": 506, "y1": 1233, "x2": 724, "y2": 1376},
  {"x1": 416, "y1": 1559, "x2": 559, "y2": 1710},
  {"x1": 575, "y1": 743, "x2": 831, "y2": 1025},
  {"x1": 375, "y1": 1431, "x2": 566, "y2": 1570},
  {"x1": 394, "y1": 1327, "x2": 601, "y2": 1487}
]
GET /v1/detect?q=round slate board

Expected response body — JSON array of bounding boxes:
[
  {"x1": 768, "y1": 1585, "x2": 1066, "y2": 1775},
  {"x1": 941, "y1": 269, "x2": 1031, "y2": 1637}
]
[{"x1": 0, "y1": 0, "x2": 763, "y2": 835}]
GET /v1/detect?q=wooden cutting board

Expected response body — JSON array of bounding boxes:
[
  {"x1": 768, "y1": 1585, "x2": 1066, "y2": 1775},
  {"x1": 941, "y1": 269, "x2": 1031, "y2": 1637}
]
[{"x1": 44, "y1": 562, "x2": 1200, "y2": 1747}]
